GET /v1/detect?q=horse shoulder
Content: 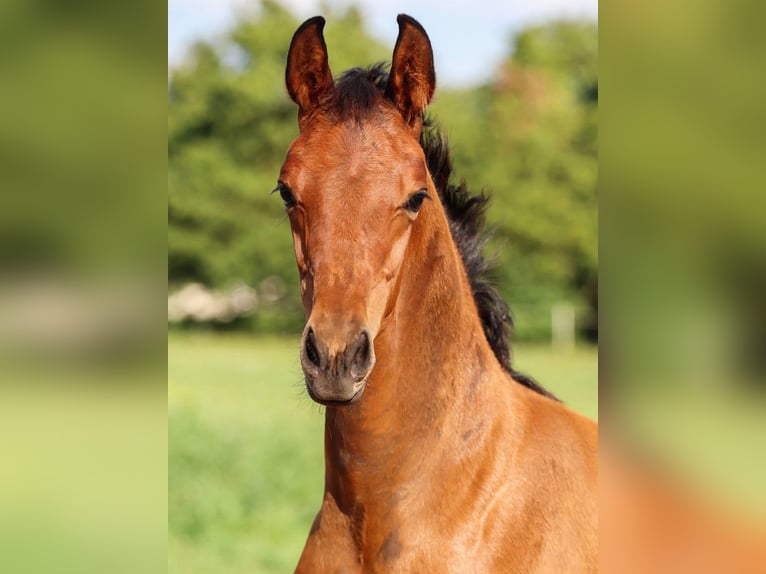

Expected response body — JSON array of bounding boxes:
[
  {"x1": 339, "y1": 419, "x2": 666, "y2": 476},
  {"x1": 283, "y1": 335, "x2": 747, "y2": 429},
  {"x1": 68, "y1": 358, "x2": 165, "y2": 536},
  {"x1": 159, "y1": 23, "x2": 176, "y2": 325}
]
[
  {"x1": 493, "y1": 384, "x2": 599, "y2": 572},
  {"x1": 295, "y1": 496, "x2": 361, "y2": 573}
]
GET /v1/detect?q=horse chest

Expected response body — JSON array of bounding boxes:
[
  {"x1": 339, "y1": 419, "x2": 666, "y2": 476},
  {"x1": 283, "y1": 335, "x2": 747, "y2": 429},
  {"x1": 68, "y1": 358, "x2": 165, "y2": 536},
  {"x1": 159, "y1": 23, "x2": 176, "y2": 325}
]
[{"x1": 298, "y1": 509, "x2": 498, "y2": 574}]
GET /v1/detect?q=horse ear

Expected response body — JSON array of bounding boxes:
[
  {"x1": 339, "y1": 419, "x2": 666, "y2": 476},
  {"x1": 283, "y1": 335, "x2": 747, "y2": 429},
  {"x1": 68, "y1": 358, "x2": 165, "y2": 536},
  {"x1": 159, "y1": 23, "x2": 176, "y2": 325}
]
[
  {"x1": 286, "y1": 16, "x2": 334, "y2": 122},
  {"x1": 386, "y1": 14, "x2": 436, "y2": 131}
]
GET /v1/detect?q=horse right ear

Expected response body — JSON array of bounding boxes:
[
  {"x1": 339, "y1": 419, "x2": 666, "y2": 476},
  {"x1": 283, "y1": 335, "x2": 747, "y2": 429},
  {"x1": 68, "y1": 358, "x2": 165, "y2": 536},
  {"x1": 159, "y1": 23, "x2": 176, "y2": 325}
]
[{"x1": 286, "y1": 16, "x2": 334, "y2": 124}]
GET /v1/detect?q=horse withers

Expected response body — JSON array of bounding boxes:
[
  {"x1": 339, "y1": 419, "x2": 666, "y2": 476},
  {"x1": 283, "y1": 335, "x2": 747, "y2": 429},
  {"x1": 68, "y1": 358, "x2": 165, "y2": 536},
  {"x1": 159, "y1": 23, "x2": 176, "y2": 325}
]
[{"x1": 277, "y1": 14, "x2": 598, "y2": 573}]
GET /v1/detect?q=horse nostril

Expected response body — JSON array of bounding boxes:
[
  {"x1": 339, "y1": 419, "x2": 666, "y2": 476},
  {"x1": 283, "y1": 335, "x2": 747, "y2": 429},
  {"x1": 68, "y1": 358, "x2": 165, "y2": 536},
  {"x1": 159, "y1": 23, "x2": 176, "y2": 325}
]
[
  {"x1": 354, "y1": 332, "x2": 370, "y2": 363},
  {"x1": 304, "y1": 327, "x2": 321, "y2": 368},
  {"x1": 350, "y1": 330, "x2": 372, "y2": 378}
]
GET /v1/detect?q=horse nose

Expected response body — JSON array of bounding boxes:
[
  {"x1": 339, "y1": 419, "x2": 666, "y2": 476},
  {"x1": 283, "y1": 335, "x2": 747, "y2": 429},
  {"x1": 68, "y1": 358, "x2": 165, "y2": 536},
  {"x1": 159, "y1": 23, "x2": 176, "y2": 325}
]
[
  {"x1": 301, "y1": 326, "x2": 373, "y2": 379},
  {"x1": 300, "y1": 323, "x2": 375, "y2": 403}
]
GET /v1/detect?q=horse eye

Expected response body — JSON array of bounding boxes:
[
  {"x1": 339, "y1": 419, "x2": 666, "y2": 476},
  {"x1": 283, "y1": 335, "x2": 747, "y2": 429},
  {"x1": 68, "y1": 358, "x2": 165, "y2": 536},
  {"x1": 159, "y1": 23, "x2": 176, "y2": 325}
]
[
  {"x1": 404, "y1": 189, "x2": 430, "y2": 213},
  {"x1": 273, "y1": 182, "x2": 297, "y2": 209}
]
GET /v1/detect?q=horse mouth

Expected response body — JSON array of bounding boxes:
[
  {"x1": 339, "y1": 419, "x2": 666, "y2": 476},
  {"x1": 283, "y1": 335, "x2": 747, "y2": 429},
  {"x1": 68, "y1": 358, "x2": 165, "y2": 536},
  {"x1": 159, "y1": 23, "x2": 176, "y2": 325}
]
[{"x1": 305, "y1": 380, "x2": 367, "y2": 407}]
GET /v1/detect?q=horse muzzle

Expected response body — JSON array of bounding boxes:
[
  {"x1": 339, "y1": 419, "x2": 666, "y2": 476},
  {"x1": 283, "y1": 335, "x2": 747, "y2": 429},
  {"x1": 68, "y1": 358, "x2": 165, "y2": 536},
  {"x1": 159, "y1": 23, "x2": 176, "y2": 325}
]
[{"x1": 300, "y1": 323, "x2": 375, "y2": 406}]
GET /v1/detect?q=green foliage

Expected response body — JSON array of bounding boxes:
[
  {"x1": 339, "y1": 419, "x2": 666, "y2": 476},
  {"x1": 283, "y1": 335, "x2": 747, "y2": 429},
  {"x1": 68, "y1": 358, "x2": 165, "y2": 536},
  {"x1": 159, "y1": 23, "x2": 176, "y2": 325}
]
[
  {"x1": 431, "y1": 20, "x2": 598, "y2": 338},
  {"x1": 168, "y1": 3, "x2": 597, "y2": 340},
  {"x1": 169, "y1": 2, "x2": 296, "y2": 291},
  {"x1": 168, "y1": 334, "x2": 325, "y2": 573}
]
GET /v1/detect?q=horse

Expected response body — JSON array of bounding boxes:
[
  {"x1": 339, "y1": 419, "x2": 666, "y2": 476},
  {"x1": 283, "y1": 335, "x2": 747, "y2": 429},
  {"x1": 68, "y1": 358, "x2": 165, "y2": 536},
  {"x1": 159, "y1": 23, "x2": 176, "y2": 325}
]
[{"x1": 277, "y1": 14, "x2": 598, "y2": 573}]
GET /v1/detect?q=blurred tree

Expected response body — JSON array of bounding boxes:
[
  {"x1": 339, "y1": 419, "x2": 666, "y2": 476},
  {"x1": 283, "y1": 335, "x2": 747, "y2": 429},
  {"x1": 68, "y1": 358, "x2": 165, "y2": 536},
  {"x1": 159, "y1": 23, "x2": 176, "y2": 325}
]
[
  {"x1": 431, "y1": 20, "x2": 598, "y2": 340},
  {"x1": 168, "y1": 5, "x2": 597, "y2": 340}
]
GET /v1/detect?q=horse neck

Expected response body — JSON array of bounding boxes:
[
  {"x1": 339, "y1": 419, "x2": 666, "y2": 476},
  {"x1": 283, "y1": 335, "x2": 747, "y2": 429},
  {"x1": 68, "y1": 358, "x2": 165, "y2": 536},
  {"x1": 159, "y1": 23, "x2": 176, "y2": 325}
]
[{"x1": 323, "y1": 193, "x2": 506, "y2": 502}]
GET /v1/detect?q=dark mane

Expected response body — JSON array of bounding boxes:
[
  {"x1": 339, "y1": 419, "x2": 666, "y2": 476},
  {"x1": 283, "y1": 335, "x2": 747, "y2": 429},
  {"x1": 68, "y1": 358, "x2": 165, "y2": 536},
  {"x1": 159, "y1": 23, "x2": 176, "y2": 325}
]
[
  {"x1": 330, "y1": 66, "x2": 556, "y2": 400},
  {"x1": 330, "y1": 65, "x2": 387, "y2": 119}
]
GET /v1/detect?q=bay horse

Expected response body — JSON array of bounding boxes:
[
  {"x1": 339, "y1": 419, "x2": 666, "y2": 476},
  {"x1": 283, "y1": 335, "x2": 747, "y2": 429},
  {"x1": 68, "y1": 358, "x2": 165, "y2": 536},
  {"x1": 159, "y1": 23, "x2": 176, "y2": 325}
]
[{"x1": 278, "y1": 14, "x2": 598, "y2": 573}]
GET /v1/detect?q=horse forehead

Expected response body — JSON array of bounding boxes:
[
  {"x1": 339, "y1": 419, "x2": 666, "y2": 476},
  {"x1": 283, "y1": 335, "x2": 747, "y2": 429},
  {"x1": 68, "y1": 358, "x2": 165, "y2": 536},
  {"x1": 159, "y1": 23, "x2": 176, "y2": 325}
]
[
  {"x1": 303, "y1": 119, "x2": 422, "y2": 178},
  {"x1": 281, "y1": 120, "x2": 428, "y2": 211}
]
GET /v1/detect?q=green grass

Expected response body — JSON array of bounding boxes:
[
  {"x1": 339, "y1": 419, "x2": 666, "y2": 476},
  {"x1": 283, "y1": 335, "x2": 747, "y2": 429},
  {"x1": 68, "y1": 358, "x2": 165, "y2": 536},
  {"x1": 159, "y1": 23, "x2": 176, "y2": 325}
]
[
  {"x1": 617, "y1": 381, "x2": 766, "y2": 518},
  {"x1": 168, "y1": 334, "x2": 598, "y2": 574}
]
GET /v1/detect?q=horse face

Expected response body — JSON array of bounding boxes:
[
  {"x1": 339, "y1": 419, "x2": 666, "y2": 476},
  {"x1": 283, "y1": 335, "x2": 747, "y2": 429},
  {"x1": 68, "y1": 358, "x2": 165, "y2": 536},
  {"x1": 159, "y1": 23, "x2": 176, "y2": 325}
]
[
  {"x1": 279, "y1": 115, "x2": 427, "y2": 404},
  {"x1": 279, "y1": 15, "x2": 435, "y2": 405}
]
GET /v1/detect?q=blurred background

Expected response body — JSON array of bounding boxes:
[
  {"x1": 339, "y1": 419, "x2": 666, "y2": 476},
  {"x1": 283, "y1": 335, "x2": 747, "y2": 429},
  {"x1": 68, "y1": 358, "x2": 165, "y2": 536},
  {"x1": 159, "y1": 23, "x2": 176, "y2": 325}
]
[
  {"x1": 1, "y1": 0, "x2": 762, "y2": 572},
  {"x1": 167, "y1": 0, "x2": 598, "y2": 572}
]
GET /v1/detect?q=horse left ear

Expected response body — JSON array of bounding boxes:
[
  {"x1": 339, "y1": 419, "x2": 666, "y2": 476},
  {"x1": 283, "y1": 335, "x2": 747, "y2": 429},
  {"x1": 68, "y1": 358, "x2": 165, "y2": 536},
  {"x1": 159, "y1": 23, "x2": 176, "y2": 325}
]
[{"x1": 386, "y1": 14, "x2": 436, "y2": 133}]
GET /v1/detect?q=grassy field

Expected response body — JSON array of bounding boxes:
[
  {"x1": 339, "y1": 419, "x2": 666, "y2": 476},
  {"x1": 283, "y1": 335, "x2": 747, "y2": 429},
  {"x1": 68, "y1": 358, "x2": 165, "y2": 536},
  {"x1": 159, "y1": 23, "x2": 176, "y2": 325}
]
[{"x1": 168, "y1": 334, "x2": 598, "y2": 574}]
